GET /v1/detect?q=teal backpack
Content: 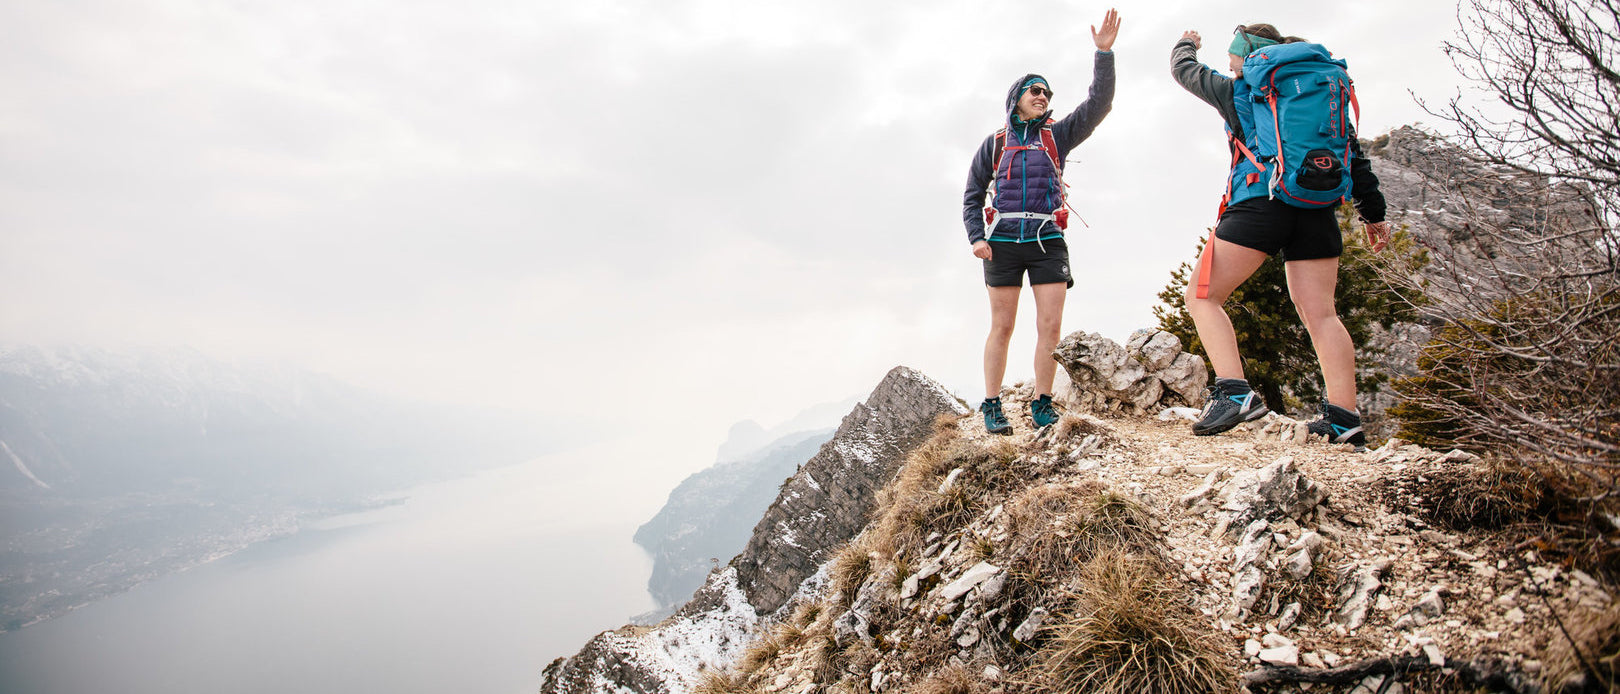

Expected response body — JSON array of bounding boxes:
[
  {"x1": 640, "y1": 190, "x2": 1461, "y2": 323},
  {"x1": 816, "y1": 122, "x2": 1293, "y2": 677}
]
[{"x1": 1224, "y1": 42, "x2": 1359, "y2": 210}]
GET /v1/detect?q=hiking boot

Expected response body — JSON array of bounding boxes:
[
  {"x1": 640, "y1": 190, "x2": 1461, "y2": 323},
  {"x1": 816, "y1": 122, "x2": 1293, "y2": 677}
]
[
  {"x1": 1031, "y1": 394, "x2": 1060, "y2": 428},
  {"x1": 1192, "y1": 378, "x2": 1270, "y2": 436},
  {"x1": 980, "y1": 397, "x2": 1012, "y2": 435},
  {"x1": 1307, "y1": 401, "x2": 1366, "y2": 451}
]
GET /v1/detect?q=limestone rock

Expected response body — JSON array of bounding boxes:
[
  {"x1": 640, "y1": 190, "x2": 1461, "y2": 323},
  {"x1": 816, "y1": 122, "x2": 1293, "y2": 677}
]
[
  {"x1": 1334, "y1": 561, "x2": 1389, "y2": 630},
  {"x1": 1129, "y1": 328, "x2": 1184, "y2": 371},
  {"x1": 1013, "y1": 607, "x2": 1050, "y2": 643},
  {"x1": 939, "y1": 562, "x2": 1002, "y2": 602},
  {"x1": 1052, "y1": 330, "x2": 1210, "y2": 413},
  {"x1": 1219, "y1": 457, "x2": 1327, "y2": 536}
]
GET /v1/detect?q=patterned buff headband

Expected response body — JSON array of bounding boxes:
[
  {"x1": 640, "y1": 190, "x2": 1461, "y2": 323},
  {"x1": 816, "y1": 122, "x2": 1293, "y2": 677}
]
[{"x1": 1229, "y1": 28, "x2": 1280, "y2": 56}]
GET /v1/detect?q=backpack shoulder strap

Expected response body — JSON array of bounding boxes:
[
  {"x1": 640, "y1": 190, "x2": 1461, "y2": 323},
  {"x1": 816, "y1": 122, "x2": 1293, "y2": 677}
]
[{"x1": 1038, "y1": 125, "x2": 1061, "y2": 173}]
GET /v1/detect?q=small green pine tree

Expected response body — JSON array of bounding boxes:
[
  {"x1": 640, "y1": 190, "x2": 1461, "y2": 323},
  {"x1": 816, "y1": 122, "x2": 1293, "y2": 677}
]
[{"x1": 1152, "y1": 204, "x2": 1426, "y2": 413}]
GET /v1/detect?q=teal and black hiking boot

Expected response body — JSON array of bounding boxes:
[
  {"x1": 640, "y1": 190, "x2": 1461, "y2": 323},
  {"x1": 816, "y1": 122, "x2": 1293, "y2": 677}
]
[
  {"x1": 1307, "y1": 401, "x2": 1367, "y2": 451},
  {"x1": 1192, "y1": 378, "x2": 1270, "y2": 436},
  {"x1": 1031, "y1": 394, "x2": 1060, "y2": 428},
  {"x1": 980, "y1": 397, "x2": 1012, "y2": 436}
]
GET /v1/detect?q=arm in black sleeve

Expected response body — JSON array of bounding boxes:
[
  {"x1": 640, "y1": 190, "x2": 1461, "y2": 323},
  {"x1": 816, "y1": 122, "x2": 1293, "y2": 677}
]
[
  {"x1": 1051, "y1": 51, "x2": 1115, "y2": 153},
  {"x1": 1170, "y1": 38, "x2": 1241, "y2": 132},
  {"x1": 963, "y1": 135, "x2": 998, "y2": 244},
  {"x1": 1348, "y1": 137, "x2": 1386, "y2": 223}
]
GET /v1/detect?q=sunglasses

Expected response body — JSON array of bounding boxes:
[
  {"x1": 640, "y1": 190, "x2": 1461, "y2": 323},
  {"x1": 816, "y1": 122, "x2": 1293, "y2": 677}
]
[{"x1": 1027, "y1": 86, "x2": 1053, "y2": 98}]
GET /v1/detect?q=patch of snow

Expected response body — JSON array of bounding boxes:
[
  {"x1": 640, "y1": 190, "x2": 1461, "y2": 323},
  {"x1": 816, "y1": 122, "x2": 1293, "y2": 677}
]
[
  {"x1": 619, "y1": 567, "x2": 761, "y2": 693},
  {"x1": 0, "y1": 440, "x2": 50, "y2": 490}
]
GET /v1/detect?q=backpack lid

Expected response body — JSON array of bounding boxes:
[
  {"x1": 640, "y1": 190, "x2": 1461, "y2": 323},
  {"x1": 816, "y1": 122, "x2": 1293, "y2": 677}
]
[{"x1": 1241, "y1": 42, "x2": 1346, "y2": 86}]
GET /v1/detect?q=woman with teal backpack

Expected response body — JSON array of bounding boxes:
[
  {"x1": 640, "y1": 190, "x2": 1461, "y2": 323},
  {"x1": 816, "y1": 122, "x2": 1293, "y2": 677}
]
[
  {"x1": 962, "y1": 9, "x2": 1120, "y2": 435},
  {"x1": 1170, "y1": 24, "x2": 1392, "y2": 450}
]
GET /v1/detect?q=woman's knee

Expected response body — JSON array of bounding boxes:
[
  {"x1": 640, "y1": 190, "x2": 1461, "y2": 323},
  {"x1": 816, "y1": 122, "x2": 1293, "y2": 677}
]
[{"x1": 987, "y1": 318, "x2": 1017, "y2": 341}]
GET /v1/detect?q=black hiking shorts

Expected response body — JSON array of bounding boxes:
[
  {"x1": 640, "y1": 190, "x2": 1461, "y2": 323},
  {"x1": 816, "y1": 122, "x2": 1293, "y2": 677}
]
[
  {"x1": 1215, "y1": 197, "x2": 1343, "y2": 261},
  {"x1": 982, "y1": 237, "x2": 1072, "y2": 288}
]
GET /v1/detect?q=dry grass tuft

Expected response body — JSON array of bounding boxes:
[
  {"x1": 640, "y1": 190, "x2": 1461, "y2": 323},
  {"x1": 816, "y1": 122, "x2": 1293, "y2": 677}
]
[
  {"x1": 1383, "y1": 458, "x2": 1545, "y2": 531},
  {"x1": 1546, "y1": 603, "x2": 1620, "y2": 692},
  {"x1": 913, "y1": 664, "x2": 989, "y2": 694},
  {"x1": 1003, "y1": 481, "x2": 1163, "y2": 589},
  {"x1": 874, "y1": 437, "x2": 1022, "y2": 559},
  {"x1": 693, "y1": 669, "x2": 756, "y2": 694},
  {"x1": 804, "y1": 632, "x2": 845, "y2": 683},
  {"x1": 1029, "y1": 551, "x2": 1235, "y2": 694},
  {"x1": 933, "y1": 412, "x2": 965, "y2": 437},
  {"x1": 737, "y1": 630, "x2": 784, "y2": 675},
  {"x1": 791, "y1": 600, "x2": 823, "y2": 629},
  {"x1": 828, "y1": 533, "x2": 880, "y2": 608}
]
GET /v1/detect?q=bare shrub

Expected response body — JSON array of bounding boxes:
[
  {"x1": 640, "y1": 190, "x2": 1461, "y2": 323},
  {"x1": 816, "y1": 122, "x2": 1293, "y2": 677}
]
[{"x1": 1383, "y1": 0, "x2": 1620, "y2": 494}]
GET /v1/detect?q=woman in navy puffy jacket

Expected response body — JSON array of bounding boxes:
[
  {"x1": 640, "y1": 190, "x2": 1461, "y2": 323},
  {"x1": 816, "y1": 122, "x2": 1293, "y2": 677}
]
[{"x1": 961, "y1": 8, "x2": 1119, "y2": 435}]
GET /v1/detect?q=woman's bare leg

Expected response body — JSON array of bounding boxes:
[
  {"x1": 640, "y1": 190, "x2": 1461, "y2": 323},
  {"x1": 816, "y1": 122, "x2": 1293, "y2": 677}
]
[
  {"x1": 1183, "y1": 237, "x2": 1271, "y2": 379},
  {"x1": 1285, "y1": 257, "x2": 1358, "y2": 410},
  {"x1": 983, "y1": 285, "x2": 1021, "y2": 398}
]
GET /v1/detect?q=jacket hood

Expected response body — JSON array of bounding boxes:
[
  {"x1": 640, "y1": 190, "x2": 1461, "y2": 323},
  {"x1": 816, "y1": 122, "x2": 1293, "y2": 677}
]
[{"x1": 1005, "y1": 73, "x2": 1051, "y2": 125}]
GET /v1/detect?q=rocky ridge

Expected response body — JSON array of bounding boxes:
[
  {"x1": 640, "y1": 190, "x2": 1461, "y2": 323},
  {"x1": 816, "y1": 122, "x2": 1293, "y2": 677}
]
[
  {"x1": 537, "y1": 366, "x2": 969, "y2": 694},
  {"x1": 676, "y1": 338, "x2": 1599, "y2": 694}
]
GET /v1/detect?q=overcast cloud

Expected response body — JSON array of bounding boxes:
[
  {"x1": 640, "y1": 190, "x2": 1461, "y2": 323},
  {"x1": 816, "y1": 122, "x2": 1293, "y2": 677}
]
[{"x1": 2, "y1": 0, "x2": 1473, "y2": 486}]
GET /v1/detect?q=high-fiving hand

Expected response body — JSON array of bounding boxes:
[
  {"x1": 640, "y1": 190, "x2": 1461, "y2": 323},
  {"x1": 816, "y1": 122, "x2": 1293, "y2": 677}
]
[
  {"x1": 1181, "y1": 30, "x2": 1202, "y2": 50},
  {"x1": 1093, "y1": 9, "x2": 1121, "y2": 51}
]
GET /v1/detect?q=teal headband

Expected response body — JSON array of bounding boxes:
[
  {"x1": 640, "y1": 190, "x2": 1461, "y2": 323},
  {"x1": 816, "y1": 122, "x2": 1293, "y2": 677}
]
[{"x1": 1228, "y1": 31, "x2": 1280, "y2": 56}]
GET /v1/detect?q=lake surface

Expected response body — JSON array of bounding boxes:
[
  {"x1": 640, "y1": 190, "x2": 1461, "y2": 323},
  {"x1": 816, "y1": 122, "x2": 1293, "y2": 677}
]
[{"x1": 0, "y1": 453, "x2": 660, "y2": 694}]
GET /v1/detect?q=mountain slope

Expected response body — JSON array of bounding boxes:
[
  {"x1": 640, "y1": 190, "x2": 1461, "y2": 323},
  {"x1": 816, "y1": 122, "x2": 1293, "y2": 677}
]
[{"x1": 538, "y1": 366, "x2": 968, "y2": 694}]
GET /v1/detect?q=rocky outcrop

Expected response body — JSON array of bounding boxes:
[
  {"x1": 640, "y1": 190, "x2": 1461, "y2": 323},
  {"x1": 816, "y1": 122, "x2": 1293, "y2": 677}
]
[
  {"x1": 1052, "y1": 328, "x2": 1209, "y2": 413},
  {"x1": 732, "y1": 366, "x2": 969, "y2": 615},
  {"x1": 538, "y1": 366, "x2": 967, "y2": 694}
]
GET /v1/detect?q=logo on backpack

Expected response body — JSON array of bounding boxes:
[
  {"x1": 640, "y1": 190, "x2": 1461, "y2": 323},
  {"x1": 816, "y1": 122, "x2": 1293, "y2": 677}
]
[{"x1": 1226, "y1": 43, "x2": 1360, "y2": 210}]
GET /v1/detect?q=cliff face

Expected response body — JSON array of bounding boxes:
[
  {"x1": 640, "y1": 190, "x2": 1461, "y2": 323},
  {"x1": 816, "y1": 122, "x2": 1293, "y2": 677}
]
[
  {"x1": 634, "y1": 430, "x2": 832, "y2": 608},
  {"x1": 537, "y1": 366, "x2": 968, "y2": 694},
  {"x1": 732, "y1": 367, "x2": 967, "y2": 616}
]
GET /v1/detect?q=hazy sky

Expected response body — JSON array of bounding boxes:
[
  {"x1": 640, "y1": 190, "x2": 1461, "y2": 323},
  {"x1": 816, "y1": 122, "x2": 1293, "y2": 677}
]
[{"x1": 2, "y1": 1, "x2": 1474, "y2": 482}]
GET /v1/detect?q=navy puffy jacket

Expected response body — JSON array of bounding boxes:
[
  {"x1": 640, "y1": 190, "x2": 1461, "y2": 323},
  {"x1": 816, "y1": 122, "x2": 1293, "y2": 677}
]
[{"x1": 962, "y1": 52, "x2": 1116, "y2": 245}]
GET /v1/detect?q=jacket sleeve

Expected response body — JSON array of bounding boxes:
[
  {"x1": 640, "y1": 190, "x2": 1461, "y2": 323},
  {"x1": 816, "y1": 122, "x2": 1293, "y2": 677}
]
[
  {"x1": 1348, "y1": 136, "x2": 1387, "y2": 224},
  {"x1": 1171, "y1": 38, "x2": 1241, "y2": 133},
  {"x1": 1051, "y1": 50, "x2": 1115, "y2": 154},
  {"x1": 963, "y1": 135, "x2": 998, "y2": 244}
]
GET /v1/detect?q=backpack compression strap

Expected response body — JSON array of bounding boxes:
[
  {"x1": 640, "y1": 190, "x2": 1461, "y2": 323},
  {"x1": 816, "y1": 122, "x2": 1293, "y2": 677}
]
[{"x1": 1196, "y1": 135, "x2": 1269, "y2": 300}]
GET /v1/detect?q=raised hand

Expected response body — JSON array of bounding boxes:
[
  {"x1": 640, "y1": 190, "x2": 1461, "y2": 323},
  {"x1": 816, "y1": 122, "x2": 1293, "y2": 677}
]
[
  {"x1": 1365, "y1": 221, "x2": 1391, "y2": 252},
  {"x1": 1181, "y1": 30, "x2": 1201, "y2": 50},
  {"x1": 1092, "y1": 9, "x2": 1121, "y2": 51}
]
